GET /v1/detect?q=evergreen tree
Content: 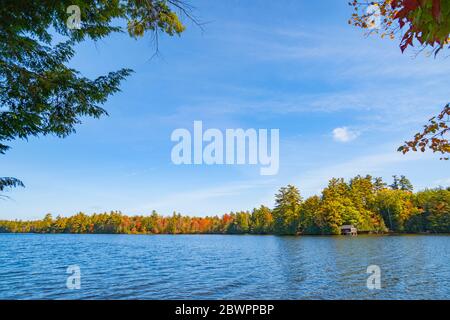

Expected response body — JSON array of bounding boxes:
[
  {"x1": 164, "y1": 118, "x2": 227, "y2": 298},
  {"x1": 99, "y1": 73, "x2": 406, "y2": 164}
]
[
  {"x1": 0, "y1": 0, "x2": 191, "y2": 191},
  {"x1": 399, "y1": 175, "x2": 414, "y2": 192},
  {"x1": 272, "y1": 185, "x2": 302, "y2": 235},
  {"x1": 373, "y1": 177, "x2": 387, "y2": 192},
  {"x1": 390, "y1": 175, "x2": 400, "y2": 190}
]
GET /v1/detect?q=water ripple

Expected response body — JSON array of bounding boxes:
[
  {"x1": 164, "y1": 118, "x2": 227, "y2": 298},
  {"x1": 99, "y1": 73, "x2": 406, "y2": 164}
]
[{"x1": 0, "y1": 234, "x2": 449, "y2": 299}]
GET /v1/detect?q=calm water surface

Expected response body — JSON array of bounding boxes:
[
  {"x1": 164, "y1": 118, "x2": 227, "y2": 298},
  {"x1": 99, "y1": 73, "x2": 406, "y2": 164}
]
[{"x1": 0, "y1": 234, "x2": 449, "y2": 299}]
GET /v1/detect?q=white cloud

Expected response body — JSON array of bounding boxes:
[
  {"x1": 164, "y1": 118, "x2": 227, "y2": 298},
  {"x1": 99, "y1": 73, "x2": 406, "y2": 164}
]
[{"x1": 332, "y1": 127, "x2": 359, "y2": 142}]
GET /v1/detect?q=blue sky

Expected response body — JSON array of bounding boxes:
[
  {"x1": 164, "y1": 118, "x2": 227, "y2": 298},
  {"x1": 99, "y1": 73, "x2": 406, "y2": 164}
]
[{"x1": 1, "y1": 0, "x2": 450, "y2": 220}]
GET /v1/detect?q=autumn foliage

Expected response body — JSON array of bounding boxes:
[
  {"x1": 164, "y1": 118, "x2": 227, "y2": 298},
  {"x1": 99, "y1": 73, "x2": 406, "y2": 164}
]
[
  {"x1": 350, "y1": 1, "x2": 450, "y2": 158},
  {"x1": 399, "y1": 104, "x2": 450, "y2": 159},
  {"x1": 1, "y1": 175, "x2": 449, "y2": 235},
  {"x1": 349, "y1": 0, "x2": 450, "y2": 53}
]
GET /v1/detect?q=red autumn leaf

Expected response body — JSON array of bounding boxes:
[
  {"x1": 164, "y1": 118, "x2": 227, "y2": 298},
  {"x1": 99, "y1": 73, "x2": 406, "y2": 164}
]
[{"x1": 432, "y1": 0, "x2": 441, "y2": 21}]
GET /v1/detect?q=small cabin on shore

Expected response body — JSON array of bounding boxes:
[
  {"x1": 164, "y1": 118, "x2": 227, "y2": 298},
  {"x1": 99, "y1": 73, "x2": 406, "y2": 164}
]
[{"x1": 340, "y1": 225, "x2": 357, "y2": 236}]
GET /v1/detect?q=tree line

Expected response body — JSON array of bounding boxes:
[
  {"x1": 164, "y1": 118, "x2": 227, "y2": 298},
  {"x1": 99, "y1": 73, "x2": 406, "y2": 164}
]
[{"x1": 1, "y1": 175, "x2": 449, "y2": 235}]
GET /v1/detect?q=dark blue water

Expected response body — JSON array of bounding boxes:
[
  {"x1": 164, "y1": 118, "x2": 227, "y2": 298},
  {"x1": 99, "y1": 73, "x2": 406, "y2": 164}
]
[{"x1": 0, "y1": 234, "x2": 449, "y2": 299}]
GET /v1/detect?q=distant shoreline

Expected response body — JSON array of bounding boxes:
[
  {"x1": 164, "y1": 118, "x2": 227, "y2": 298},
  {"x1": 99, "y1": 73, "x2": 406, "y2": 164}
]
[
  {"x1": 2, "y1": 177, "x2": 449, "y2": 235},
  {"x1": 1, "y1": 232, "x2": 449, "y2": 236}
]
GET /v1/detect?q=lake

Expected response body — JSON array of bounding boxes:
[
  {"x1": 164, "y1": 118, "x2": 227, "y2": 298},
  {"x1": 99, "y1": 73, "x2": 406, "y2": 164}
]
[{"x1": 0, "y1": 234, "x2": 449, "y2": 299}]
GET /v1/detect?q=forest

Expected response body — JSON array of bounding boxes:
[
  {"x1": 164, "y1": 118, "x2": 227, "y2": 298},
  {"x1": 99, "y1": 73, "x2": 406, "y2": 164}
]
[{"x1": 1, "y1": 175, "x2": 449, "y2": 235}]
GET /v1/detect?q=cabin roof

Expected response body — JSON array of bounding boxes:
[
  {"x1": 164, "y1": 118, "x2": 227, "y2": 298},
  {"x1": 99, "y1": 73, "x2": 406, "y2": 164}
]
[{"x1": 340, "y1": 225, "x2": 356, "y2": 229}]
